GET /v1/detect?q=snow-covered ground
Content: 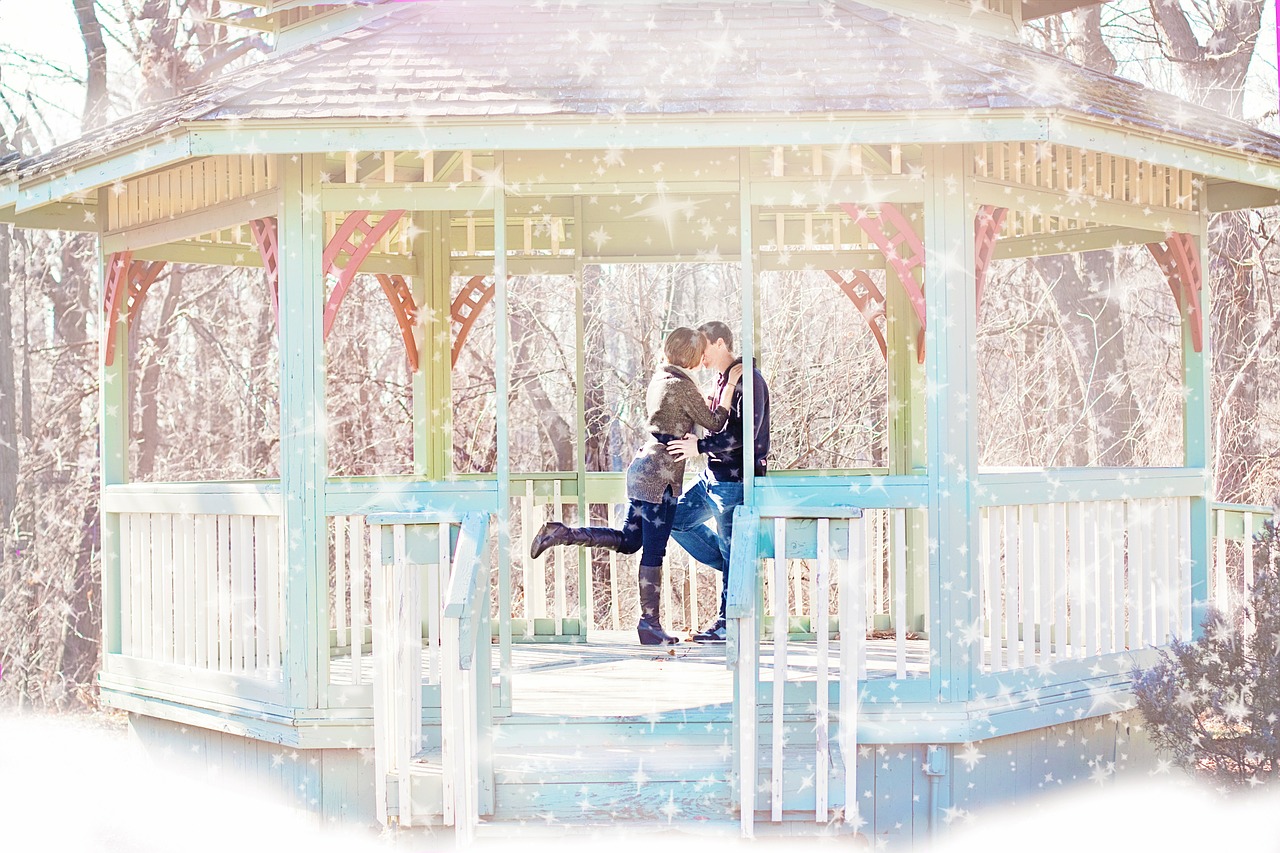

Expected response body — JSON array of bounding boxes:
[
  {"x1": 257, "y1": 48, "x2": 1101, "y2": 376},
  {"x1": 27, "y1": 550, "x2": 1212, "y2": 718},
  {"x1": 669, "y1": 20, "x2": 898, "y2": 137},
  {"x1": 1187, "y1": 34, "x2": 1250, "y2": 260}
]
[{"x1": 3, "y1": 711, "x2": 1278, "y2": 851}]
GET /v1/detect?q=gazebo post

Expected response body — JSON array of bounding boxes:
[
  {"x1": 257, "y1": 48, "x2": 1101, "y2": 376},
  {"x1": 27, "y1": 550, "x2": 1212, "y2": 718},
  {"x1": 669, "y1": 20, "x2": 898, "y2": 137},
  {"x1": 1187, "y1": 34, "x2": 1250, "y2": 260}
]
[
  {"x1": 884, "y1": 213, "x2": 929, "y2": 636},
  {"x1": 740, "y1": 158, "x2": 757, "y2": 506},
  {"x1": 100, "y1": 248, "x2": 129, "y2": 659},
  {"x1": 413, "y1": 211, "x2": 452, "y2": 479},
  {"x1": 572, "y1": 196, "x2": 591, "y2": 636},
  {"x1": 922, "y1": 144, "x2": 979, "y2": 705},
  {"x1": 277, "y1": 153, "x2": 329, "y2": 708},
  {"x1": 493, "y1": 164, "x2": 513, "y2": 671},
  {"x1": 1185, "y1": 212, "x2": 1213, "y2": 639}
]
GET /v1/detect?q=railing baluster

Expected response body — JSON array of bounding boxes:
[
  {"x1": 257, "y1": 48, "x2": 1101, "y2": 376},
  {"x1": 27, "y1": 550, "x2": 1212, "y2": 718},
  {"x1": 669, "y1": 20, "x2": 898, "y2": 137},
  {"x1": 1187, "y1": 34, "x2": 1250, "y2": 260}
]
[
  {"x1": 1244, "y1": 512, "x2": 1255, "y2": 634},
  {"x1": 1019, "y1": 505, "x2": 1034, "y2": 669},
  {"x1": 989, "y1": 508, "x2": 1004, "y2": 671},
  {"x1": 254, "y1": 516, "x2": 270, "y2": 674},
  {"x1": 335, "y1": 515, "x2": 348, "y2": 650},
  {"x1": 264, "y1": 516, "x2": 281, "y2": 675},
  {"x1": 521, "y1": 483, "x2": 536, "y2": 634},
  {"x1": 553, "y1": 479, "x2": 566, "y2": 635},
  {"x1": 352, "y1": 518, "x2": 366, "y2": 686},
  {"x1": 1215, "y1": 507, "x2": 1228, "y2": 613},
  {"x1": 1037, "y1": 505, "x2": 1052, "y2": 664},
  {"x1": 1098, "y1": 503, "x2": 1114, "y2": 656},
  {"x1": 841, "y1": 516, "x2": 862, "y2": 825},
  {"x1": 1053, "y1": 503, "x2": 1068, "y2": 660},
  {"x1": 771, "y1": 517, "x2": 787, "y2": 823},
  {"x1": 370, "y1": 522, "x2": 390, "y2": 826},
  {"x1": 893, "y1": 508, "x2": 908, "y2": 679},
  {"x1": 814, "y1": 518, "x2": 830, "y2": 823},
  {"x1": 1003, "y1": 506, "x2": 1018, "y2": 671},
  {"x1": 1179, "y1": 498, "x2": 1192, "y2": 638},
  {"x1": 1131, "y1": 502, "x2": 1145, "y2": 649},
  {"x1": 609, "y1": 503, "x2": 621, "y2": 631}
]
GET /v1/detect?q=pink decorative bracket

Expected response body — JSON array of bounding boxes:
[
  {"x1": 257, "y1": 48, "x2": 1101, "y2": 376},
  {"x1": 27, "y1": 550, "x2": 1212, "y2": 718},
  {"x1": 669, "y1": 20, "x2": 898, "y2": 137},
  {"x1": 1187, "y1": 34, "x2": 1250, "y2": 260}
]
[
  {"x1": 840, "y1": 202, "x2": 927, "y2": 363},
  {"x1": 1145, "y1": 234, "x2": 1203, "y2": 352},
  {"x1": 321, "y1": 210, "x2": 406, "y2": 338},
  {"x1": 974, "y1": 205, "x2": 1007, "y2": 321},
  {"x1": 103, "y1": 252, "x2": 168, "y2": 366},
  {"x1": 374, "y1": 273, "x2": 421, "y2": 371},
  {"x1": 250, "y1": 217, "x2": 280, "y2": 328},
  {"x1": 449, "y1": 275, "x2": 494, "y2": 367},
  {"x1": 825, "y1": 269, "x2": 888, "y2": 358}
]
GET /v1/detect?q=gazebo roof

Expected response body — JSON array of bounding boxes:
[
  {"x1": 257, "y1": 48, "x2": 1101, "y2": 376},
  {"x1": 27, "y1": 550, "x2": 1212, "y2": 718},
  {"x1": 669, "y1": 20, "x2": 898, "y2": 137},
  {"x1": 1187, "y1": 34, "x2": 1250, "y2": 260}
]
[{"x1": 6, "y1": 0, "x2": 1280, "y2": 185}]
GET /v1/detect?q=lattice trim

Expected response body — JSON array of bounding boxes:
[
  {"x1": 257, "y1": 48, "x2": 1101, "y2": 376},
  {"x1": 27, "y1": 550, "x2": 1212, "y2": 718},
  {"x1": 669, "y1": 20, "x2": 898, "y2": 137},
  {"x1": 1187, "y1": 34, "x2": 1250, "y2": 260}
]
[
  {"x1": 975, "y1": 205, "x2": 1007, "y2": 321},
  {"x1": 103, "y1": 252, "x2": 168, "y2": 367},
  {"x1": 839, "y1": 202, "x2": 926, "y2": 363},
  {"x1": 450, "y1": 275, "x2": 494, "y2": 367},
  {"x1": 250, "y1": 217, "x2": 280, "y2": 329},
  {"x1": 375, "y1": 273, "x2": 421, "y2": 372},
  {"x1": 322, "y1": 210, "x2": 406, "y2": 339},
  {"x1": 1146, "y1": 234, "x2": 1204, "y2": 353},
  {"x1": 825, "y1": 270, "x2": 887, "y2": 359}
]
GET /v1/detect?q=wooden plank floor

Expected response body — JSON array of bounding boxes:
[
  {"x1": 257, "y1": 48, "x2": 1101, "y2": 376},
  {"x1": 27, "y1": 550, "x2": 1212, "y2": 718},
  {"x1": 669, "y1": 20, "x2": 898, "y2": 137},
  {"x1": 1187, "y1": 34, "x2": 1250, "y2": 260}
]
[{"x1": 330, "y1": 631, "x2": 929, "y2": 719}]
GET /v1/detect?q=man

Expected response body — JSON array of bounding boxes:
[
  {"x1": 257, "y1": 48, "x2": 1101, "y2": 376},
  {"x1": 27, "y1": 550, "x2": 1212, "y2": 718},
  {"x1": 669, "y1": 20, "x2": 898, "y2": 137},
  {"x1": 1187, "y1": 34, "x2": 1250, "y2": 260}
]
[{"x1": 666, "y1": 320, "x2": 770, "y2": 642}]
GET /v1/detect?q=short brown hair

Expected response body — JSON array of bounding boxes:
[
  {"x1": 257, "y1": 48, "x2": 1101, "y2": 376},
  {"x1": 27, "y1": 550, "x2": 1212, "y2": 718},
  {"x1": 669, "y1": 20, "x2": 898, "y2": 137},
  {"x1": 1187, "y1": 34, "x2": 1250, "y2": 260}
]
[
  {"x1": 664, "y1": 326, "x2": 707, "y2": 368},
  {"x1": 697, "y1": 320, "x2": 733, "y2": 352}
]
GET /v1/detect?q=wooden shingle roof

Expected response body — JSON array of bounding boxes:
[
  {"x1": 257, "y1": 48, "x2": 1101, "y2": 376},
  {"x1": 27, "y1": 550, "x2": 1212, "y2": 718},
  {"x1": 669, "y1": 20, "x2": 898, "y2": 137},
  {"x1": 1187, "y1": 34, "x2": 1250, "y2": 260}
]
[{"x1": 10, "y1": 0, "x2": 1280, "y2": 182}]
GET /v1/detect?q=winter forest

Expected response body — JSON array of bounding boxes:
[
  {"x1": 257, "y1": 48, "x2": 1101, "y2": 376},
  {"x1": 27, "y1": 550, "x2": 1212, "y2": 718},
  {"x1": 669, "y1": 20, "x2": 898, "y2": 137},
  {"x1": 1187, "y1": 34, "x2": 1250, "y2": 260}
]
[{"x1": 0, "y1": 0, "x2": 1278, "y2": 714}]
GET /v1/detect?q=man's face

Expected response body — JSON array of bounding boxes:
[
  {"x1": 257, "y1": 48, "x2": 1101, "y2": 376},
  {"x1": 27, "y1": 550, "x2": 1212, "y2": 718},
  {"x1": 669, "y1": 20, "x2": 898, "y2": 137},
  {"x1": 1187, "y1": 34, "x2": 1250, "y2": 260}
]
[{"x1": 703, "y1": 337, "x2": 732, "y2": 373}]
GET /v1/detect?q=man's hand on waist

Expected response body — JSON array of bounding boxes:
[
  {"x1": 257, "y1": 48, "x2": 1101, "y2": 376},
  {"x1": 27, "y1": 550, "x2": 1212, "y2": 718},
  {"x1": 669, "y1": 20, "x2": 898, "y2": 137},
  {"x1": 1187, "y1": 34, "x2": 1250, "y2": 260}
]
[{"x1": 666, "y1": 434, "x2": 699, "y2": 462}]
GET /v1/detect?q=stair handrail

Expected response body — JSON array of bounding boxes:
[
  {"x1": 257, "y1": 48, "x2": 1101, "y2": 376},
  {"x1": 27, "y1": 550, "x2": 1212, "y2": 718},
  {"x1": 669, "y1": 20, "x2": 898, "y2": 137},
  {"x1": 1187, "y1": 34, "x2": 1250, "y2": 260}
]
[
  {"x1": 726, "y1": 506, "x2": 760, "y2": 838},
  {"x1": 440, "y1": 511, "x2": 492, "y2": 844}
]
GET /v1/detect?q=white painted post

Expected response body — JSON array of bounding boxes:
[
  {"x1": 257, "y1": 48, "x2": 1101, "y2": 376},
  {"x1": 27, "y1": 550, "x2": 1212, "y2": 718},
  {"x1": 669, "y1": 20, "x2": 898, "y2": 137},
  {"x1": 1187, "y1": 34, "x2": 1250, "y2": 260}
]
[
  {"x1": 771, "y1": 517, "x2": 787, "y2": 823},
  {"x1": 335, "y1": 516, "x2": 348, "y2": 650},
  {"x1": 841, "y1": 518, "x2": 862, "y2": 826},
  {"x1": 1214, "y1": 507, "x2": 1228, "y2": 613},
  {"x1": 894, "y1": 508, "x2": 908, "y2": 679},
  {"x1": 370, "y1": 523, "x2": 389, "y2": 825},
  {"x1": 352, "y1": 518, "x2": 366, "y2": 685},
  {"x1": 814, "y1": 518, "x2": 831, "y2": 823},
  {"x1": 989, "y1": 508, "x2": 1004, "y2": 671},
  {"x1": 1053, "y1": 503, "x2": 1068, "y2": 660},
  {"x1": 553, "y1": 479, "x2": 566, "y2": 635},
  {"x1": 1244, "y1": 512, "x2": 1255, "y2": 634},
  {"x1": 609, "y1": 503, "x2": 621, "y2": 631}
]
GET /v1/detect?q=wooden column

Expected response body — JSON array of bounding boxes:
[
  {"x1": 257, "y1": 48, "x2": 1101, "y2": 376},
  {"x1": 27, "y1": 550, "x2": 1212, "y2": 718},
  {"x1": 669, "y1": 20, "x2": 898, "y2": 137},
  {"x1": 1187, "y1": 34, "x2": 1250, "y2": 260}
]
[
  {"x1": 1186, "y1": 209, "x2": 1212, "y2": 638},
  {"x1": 740, "y1": 157, "x2": 757, "y2": 504},
  {"x1": 277, "y1": 153, "x2": 328, "y2": 709},
  {"x1": 99, "y1": 234, "x2": 128, "y2": 657},
  {"x1": 493, "y1": 159, "x2": 514, "y2": 697},
  {"x1": 884, "y1": 213, "x2": 929, "y2": 634},
  {"x1": 922, "y1": 144, "x2": 979, "y2": 704},
  {"x1": 413, "y1": 211, "x2": 452, "y2": 479},
  {"x1": 573, "y1": 195, "x2": 591, "y2": 637}
]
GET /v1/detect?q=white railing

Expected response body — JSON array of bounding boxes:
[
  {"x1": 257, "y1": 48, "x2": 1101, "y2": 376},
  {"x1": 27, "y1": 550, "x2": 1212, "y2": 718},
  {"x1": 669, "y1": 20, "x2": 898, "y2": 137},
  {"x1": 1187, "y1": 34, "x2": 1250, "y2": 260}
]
[
  {"x1": 1212, "y1": 503, "x2": 1274, "y2": 627},
  {"x1": 976, "y1": 497, "x2": 1192, "y2": 673},
  {"x1": 367, "y1": 511, "x2": 492, "y2": 836},
  {"x1": 117, "y1": 510, "x2": 283, "y2": 680},
  {"x1": 730, "y1": 505, "x2": 929, "y2": 836}
]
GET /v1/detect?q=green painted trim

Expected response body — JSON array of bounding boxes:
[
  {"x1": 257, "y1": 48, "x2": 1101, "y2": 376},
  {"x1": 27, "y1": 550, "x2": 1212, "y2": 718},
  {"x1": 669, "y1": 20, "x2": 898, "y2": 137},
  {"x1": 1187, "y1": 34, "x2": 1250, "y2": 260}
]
[
  {"x1": 320, "y1": 184, "x2": 490, "y2": 212},
  {"x1": 573, "y1": 197, "x2": 591, "y2": 635},
  {"x1": 102, "y1": 190, "x2": 279, "y2": 253},
  {"x1": 324, "y1": 481, "x2": 498, "y2": 516},
  {"x1": 749, "y1": 177, "x2": 924, "y2": 206},
  {"x1": 99, "y1": 244, "x2": 127, "y2": 655},
  {"x1": 1211, "y1": 503, "x2": 1273, "y2": 541},
  {"x1": 740, "y1": 155, "x2": 756, "y2": 505},
  {"x1": 411, "y1": 212, "x2": 430, "y2": 476},
  {"x1": 991, "y1": 226, "x2": 1167, "y2": 260},
  {"x1": 277, "y1": 153, "x2": 328, "y2": 709},
  {"x1": 977, "y1": 467, "x2": 1207, "y2": 506}
]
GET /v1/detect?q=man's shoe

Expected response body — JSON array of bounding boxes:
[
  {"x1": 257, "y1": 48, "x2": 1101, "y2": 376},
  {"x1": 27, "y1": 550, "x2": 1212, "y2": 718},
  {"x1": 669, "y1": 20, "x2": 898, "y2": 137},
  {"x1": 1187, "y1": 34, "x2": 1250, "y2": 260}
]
[{"x1": 692, "y1": 618, "x2": 727, "y2": 643}]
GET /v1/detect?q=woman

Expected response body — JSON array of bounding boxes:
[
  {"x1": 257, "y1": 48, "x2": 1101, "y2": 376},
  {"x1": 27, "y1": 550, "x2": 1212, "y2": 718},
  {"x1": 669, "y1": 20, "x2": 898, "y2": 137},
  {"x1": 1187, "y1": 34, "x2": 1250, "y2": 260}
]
[{"x1": 530, "y1": 327, "x2": 743, "y2": 645}]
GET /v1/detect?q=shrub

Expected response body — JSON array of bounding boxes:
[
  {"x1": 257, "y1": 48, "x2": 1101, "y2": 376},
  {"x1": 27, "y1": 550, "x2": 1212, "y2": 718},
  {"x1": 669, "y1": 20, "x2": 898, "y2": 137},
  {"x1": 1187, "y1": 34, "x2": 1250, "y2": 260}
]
[{"x1": 1132, "y1": 519, "x2": 1280, "y2": 786}]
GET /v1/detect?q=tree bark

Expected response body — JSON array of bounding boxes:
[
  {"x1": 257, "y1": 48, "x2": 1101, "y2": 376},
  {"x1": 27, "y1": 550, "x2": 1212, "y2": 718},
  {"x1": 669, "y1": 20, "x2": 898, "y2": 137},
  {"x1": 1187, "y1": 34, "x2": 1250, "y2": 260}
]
[
  {"x1": 71, "y1": 0, "x2": 110, "y2": 129},
  {"x1": 134, "y1": 267, "x2": 183, "y2": 480}
]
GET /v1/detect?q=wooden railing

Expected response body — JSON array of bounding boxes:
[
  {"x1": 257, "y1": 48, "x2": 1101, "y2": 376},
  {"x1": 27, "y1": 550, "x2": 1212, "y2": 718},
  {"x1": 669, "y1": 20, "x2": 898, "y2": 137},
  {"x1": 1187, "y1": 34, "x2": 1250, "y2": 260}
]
[
  {"x1": 367, "y1": 511, "x2": 493, "y2": 835},
  {"x1": 729, "y1": 501, "x2": 928, "y2": 836},
  {"x1": 1212, "y1": 502, "x2": 1274, "y2": 626},
  {"x1": 102, "y1": 483, "x2": 286, "y2": 706},
  {"x1": 976, "y1": 468, "x2": 1203, "y2": 672}
]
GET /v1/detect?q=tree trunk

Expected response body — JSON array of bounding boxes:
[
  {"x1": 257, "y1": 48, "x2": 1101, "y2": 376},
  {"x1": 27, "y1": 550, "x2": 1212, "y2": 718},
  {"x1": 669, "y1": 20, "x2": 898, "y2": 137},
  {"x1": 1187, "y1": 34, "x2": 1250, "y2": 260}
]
[
  {"x1": 0, "y1": 223, "x2": 16, "y2": 526},
  {"x1": 134, "y1": 267, "x2": 183, "y2": 480},
  {"x1": 1035, "y1": 252, "x2": 1145, "y2": 466}
]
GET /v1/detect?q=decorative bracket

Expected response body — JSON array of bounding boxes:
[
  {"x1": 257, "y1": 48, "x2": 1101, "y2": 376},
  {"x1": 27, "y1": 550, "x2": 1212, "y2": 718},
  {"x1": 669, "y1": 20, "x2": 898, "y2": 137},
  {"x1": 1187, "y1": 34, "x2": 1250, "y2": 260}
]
[
  {"x1": 839, "y1": 202, "x2": 927, "y2": 363},
  {"x1": 974, "y1": 205, "x2": 1007, "y2": 322},
  {"x1": 449, "y1": 275, "x2": 494, "y2": 367},
  {"x1": 103, "y1": 251, "x2": 167, "y2": 366},
  {"x1": 374, "y1": 273, "x2": 420, "y2": 371},
  {"x1": 249, "y1": 217, "x2": 280, "y2": 328},
  {"x1": 1145, "y1": 234, "x2": 1203, "y2": 352},
  {"x1": 825, "y1": 269, "x2": 888, "y2": 358},
  {"x1": 321, "y1": 209, "x2": 406, "y2": 338}
]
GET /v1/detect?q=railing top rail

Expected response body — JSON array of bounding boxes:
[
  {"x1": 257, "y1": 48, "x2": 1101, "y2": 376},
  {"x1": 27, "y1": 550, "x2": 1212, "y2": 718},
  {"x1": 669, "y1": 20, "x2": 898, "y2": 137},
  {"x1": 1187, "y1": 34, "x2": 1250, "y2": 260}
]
[
  {"x1": 441, "y1": 513, "x2": 493, "y2": 671},
  {"x1": 1211, "y1": 501, "x2": 1273, "y2": 515},
  {"x1": 105, "y1": 480, "x2": 281, "y2": 494},
  {"x1": 365, "y1": 510, "x2": 475, "y2": 527}
]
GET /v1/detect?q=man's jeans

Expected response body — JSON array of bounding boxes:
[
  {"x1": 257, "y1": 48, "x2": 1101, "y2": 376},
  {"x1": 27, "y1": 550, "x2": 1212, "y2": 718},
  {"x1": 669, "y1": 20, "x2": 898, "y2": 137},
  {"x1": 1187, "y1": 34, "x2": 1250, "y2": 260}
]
[{"x1": 671, "y1": 476, "x2": 744, "y2": 620}]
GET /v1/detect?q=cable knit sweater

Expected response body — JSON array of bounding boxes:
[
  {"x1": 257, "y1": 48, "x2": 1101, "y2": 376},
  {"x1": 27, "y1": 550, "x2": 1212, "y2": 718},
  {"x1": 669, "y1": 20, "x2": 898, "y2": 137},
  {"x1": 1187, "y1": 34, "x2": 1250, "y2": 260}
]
[{"x1": 625, "y1": 365, "x2": 731, "y2": 503}]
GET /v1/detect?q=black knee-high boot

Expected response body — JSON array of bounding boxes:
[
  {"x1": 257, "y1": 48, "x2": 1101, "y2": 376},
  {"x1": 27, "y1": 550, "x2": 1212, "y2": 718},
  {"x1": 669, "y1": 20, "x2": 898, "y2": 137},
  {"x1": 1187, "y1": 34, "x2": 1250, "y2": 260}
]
[
  {"x1": 529, "y1": 522, "x2": 625, "y2": 560},
  {"x1": 637, "y1": 564, "x2": 679, "y2": 645}
]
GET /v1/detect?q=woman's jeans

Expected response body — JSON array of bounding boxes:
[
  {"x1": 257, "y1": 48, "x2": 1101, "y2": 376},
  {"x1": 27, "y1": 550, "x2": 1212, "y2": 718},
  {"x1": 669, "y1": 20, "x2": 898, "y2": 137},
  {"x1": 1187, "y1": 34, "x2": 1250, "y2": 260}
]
[{"x1": 615, "y1": 487, "x2": 678, "y2": 566}]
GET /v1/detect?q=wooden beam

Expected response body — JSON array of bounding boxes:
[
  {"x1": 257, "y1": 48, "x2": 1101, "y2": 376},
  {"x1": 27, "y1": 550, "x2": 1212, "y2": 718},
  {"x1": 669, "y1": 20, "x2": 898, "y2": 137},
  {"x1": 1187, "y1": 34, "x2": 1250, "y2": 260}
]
[
  {"x1": 749, "y1": 177, "x2": 924, "y2": 206},
  {"x1": 991, "y1": 226, "x2": 1167, "y2": 260},
  {"x1": 1204, "y1": 180, "x2": 1280, "y2": 212},
  {"x1": 320, "y1": 183, "x2": 489, "y2": 212},
  {"x1": 1, "y1": 200, "x2": 99, "y2": 232}
]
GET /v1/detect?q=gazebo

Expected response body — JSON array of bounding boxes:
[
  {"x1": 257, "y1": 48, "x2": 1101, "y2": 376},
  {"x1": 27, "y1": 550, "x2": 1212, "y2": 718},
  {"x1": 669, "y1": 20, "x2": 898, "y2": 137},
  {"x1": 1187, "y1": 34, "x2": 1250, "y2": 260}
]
[{"x1": 2, "y1": 0, "x2": 1275, "y2": 842}]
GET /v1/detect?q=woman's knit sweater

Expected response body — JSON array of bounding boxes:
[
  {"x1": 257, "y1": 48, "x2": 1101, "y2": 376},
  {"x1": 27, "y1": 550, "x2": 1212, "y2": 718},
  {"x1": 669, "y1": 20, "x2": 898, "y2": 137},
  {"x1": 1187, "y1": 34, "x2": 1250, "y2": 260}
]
[{"x1": 625, "y1": 364, "x2": 730, "y2": 503}]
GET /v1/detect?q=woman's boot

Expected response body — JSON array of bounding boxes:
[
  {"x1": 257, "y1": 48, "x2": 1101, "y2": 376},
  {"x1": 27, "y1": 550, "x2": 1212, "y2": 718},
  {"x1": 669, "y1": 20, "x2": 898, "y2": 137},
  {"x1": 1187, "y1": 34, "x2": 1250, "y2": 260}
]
[
  {"x1": 530, "y1": 522, "x2": 625, "y2": 560},
  {"x1": 636, "y1": 564, "x2": 679, "y2": 645}
]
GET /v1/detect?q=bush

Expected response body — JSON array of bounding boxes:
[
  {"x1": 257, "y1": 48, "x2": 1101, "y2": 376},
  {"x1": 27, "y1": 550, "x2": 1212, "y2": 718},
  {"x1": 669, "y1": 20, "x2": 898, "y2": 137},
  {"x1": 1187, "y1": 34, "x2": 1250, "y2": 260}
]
[{"x1": 1132, "y1": 519, "x2": 1280, "y2": 786}]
